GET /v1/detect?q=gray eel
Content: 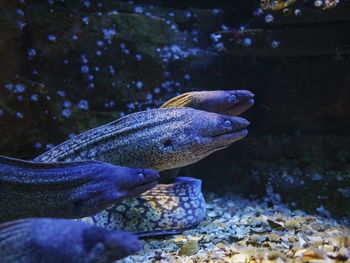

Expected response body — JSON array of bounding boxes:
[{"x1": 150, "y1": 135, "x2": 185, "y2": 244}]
[
  {"x1": 0, "y1": 218, "x2": 141, "y2": 263},
  {"x1": 0, "y1": 155, "x2": 159, "y2": 222},
  {"x1": 34, "y1": 107, "x2": 250, "y2": 170}
]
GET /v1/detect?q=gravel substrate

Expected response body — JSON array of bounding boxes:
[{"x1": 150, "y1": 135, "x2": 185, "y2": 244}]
[{"x1": 117, "y1": 192, "x2": 350, "y2": 263}]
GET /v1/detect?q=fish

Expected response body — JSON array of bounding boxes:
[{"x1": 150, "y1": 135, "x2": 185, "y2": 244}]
[
  {"x1": 0, "y1": 218, "x2": 142, "y2": 263},
  {"x1": 0, "y1": 155, "x2": 159, "y2": 222}
]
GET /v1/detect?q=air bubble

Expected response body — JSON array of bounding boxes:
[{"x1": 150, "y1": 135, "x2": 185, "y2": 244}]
[
  {"x1": 294, "y1": 9, "x2": 301, "y2": 16},
  {"x1": 265, "y1": 14, "x2": 274, "y2": 23},
  {"x1": 77, "y1": 100, "x2": 89, "y2": 110},
  {"x1": 16, "y1": 112, "x2": 24, "y2": 119},
  {"x1": 81, "y1": 65, "x2": 89, "y2": 74},
  {"x1": 243, "y1": 38, "x2": 252, "y2": 47},
  {"x1": 14, "y1": 84, "x2": 25, "y2": 93},
  {"x1": 27, "y1": 49, "x2": 36, "y2": 58},
  {"x1": 47, "y1": 35, "x2": 56, "y2": 42},
  {"x1": 30, "y1": 94, "x2": 38, "y2": 101},
  {"x1": 56, "y1": 90, "x2": 66, "y2": 97},
  {"x1": 271, "y1": 41, "x2": 280, "y2": 49},
  {"x1": 134, "y1": 6, "x2": 143, "y2": 13},
  {"x1": 63, "y1": 101, "x2": 71, "y2": 108},
  {"x1": 34, "y1": 142, "x2": 42, "y2": 149},
  {"x1": 136, "y1": 54, "x2": 142, "y2": 61},
  {"x1": 82, "y1": 17, "x2": 89, "y2": 24},
  {"x1": 136, "y1": 81, "x2": 143, "y2": 89},
  {"x1": 62, "y1": 108, "x2": 71, "y2": 118}
]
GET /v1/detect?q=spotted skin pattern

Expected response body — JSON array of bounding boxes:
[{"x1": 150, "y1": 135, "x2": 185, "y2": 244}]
[
  {"x1": 34, "y1": 108, "x2": 249, "y2": 172},
  {"x1": 81, "y1": 177, "x2": 205, "y2": 237}
]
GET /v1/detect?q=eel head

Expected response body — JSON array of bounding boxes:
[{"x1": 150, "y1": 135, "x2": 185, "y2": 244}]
[
  {"x1": 161, "y1": 90, "x2": 254, "y2": 116},
  {"x1": 186, "y1": 112, "x2": 250, "y2": 160},
  {"x1": 156, "y1": 109, "x2": 250, "y2": 170},
  {"x1": 83, "y1": 225, "x2": 142, "y2": 261},
  {"x1": 71, "y1": 165, "x2": 160, "y2": 217}
]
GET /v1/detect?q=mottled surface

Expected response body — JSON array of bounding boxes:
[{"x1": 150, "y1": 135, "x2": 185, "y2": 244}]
[
  {"x1": 35, "y1": 107, "x2": 249, "y2": 171},
  {"x1": 81, "y1": 177, "x2": 205, "y2": 237},
  {"x1": 0, "y1": 218, "x2": 141, "y2": 263},
  {"x1": 0, "y1": 155, "x2": 159, "y2": 222}
]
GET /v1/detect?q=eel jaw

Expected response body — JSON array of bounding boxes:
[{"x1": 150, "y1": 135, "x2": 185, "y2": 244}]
[
  {"x1": 222, "y1": 90, "x2": 255, "y2": 116},
  {"x1": 127, "y1": 180, "x2": 158, "y2": 197},
  {"x1": 211, "y1": 128, "x2": 248, "y2": 151},
  {"x1": 127, "y1": 169, "x2": 159, "y2": 196},
  {"x1": 193, "y1": 116, "x2": 250, "y2": 157}
]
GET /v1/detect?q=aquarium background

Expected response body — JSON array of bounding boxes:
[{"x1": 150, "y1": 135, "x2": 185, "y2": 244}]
[{"x1": 0, "y1": 0, "x2": 349, "y2": 222}]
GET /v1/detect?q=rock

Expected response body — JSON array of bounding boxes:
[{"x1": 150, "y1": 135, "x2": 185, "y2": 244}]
[
  {"x1": 267, "y1": 251, "x2": 287, "y2": 261},
  {"x1": 285, "y1": 220, "x2": 301, "y2": 230},
  {"x1": 266, "y1": 233, "x2": 280, "y2": 242},
  {"x1": 248, "y1": 234, "x2": 267, "y2": 244},
  {"x1": 178, "y1": 240, "x2": 200, "y2": 256}
]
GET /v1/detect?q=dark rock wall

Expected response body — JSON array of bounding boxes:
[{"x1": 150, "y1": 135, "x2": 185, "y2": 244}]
[{"x1": 0, "y1": 0, "x2": 349, "y2": 219}]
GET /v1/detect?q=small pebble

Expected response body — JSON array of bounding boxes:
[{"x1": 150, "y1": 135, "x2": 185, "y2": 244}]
[
  {"x1": 248, "y1": 234, "x2": 266, "y2": 243},
  {"x1": 268, "y1": 251, "x2": 287, "y2": 261},
  {"x1": 207, "y1": 211, "x2": 217, "y2": 217},
  {"x1": 267, "y1": 233, "x2": 280, "y2": 242},
  {"x1": 178, "y1": 240, "x2": 200, "y2": 256},
  {"x1": 285, "y1": 219, "x2": 301, "y2": 230}
]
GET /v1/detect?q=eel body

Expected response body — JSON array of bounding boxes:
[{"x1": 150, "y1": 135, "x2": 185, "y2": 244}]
[
  {"x1": 0, "y1": 155, "x2": 159, "y2": 222},
  {"x1": 81, "y1": 177, "x2": 205, "y2": 237},
  {"x1": 35, "y1": 107, "x2": 249, "y2": 172},
  {"x1": 161, "y1": 90, "x2": 254, "y2": 116},
  {"x1": 0, "y1": 218, "x2": 141, "y2": 263}
]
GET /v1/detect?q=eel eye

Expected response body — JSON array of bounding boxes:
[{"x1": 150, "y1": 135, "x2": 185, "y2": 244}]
[
  {"x1": 224, "y1": 120, "x2": 231, "y2": 127},
  {"x1": 229, "y1": 94, "x2": 238, "y2": 103},
  {"x1": 138, "y1": 173, "x2": 144, "y2": 180}
]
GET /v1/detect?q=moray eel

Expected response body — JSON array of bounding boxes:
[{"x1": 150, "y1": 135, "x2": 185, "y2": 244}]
[
  {"x1": 0, "y1": 218, "x2": 141, "y2": 263},
  {"x1": 81, "y1": 177, "x2": 205, "y2": 237},
  {"x1": 0, "y1": 155, "x2": 159, "y2": 222},
  {"x1": 161, "y1": 90, "x2": 254, "y2": 116},
  {"x1": 34, "y1": 107, "x2": 249, "y2": 171}
]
